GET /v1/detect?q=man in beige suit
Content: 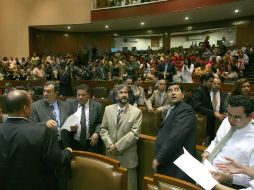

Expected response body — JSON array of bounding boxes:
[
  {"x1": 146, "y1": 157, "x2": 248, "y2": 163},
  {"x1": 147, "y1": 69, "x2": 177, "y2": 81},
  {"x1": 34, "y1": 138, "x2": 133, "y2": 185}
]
[
  {"x1": 100, "y1": 84, "x2": 142, "y2": 190},
  {"x1": 145, "y1": 79, "x2": 171, "y2": 118}
]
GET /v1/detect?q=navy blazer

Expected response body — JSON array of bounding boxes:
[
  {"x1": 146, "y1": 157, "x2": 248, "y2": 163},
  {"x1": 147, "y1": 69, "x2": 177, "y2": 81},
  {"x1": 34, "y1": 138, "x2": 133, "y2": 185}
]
[{"x1": 155, "y1": 101, "x2": 196, "y2": 182}]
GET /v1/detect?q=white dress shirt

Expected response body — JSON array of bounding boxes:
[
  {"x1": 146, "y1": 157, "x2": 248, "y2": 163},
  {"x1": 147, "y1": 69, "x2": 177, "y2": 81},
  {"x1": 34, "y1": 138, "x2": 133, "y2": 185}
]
[
  {"x1": 50, "y1": 101, "x2": 60, "y2": 129},
  {"x1": 210, "y1": 90, "x2": 221, "y2": 112},
  {"x1": 74, "y1": 101, "x2": 90, "y2": 141},
  {"x1": 206, "y1": 118, "x2": 254, "y2": 187}
]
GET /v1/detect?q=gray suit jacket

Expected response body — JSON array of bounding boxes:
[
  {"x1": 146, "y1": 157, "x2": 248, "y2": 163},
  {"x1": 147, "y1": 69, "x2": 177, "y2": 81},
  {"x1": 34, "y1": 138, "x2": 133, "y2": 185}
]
[
  {"x1": 100, "y1": 103, "x2": 142, "y2": 168},
  {"x1": 30, "y1": 99, "x2": 71, "y2": 147}
]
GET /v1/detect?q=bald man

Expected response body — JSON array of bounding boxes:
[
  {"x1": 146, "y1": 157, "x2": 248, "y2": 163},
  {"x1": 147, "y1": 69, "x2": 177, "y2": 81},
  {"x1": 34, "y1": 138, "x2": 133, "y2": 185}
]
[{"x1": 0, "y1": 90, "x2": 72, "y2": 190}]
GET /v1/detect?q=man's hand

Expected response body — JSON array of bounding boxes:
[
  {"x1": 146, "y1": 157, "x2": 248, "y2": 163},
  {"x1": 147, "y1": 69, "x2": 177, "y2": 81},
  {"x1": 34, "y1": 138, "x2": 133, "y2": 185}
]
[
  {"x1": 107, "y1": 144, "x2": 117, "y2": 152},
  {"x1": 152, "y1": 159, "x2": 159, "y2": 172},
  {"x1": 46, "y1": 119, "x2": 58, "y2": 128},
  {"x1": 70, "y1": 125, "x2": 79, "y2": 132},
  {"x1": 210, "y1": 171, "x2": 232, "y2": 184},
  {"x1": 89, "y1": 133, "x2": 99, "y2": 147},
  {"x1": 214, "y1": 112, "x2": 227, "y2": 121},
  {"x1": 201, "y1": 151, "x2": 210, "y2": 162},
  {"x1": 65, "y1": 147, "x2": 73, "y2": 153},
  {"x1": 215, "y1": 157, "x2": 244, "y2": 174},
  {"x1": 147, "y1": 108, "x2": 154, "y2": 112},
  {"x1": 154, "y1": 107, "x2": 162, "y2": 113}
]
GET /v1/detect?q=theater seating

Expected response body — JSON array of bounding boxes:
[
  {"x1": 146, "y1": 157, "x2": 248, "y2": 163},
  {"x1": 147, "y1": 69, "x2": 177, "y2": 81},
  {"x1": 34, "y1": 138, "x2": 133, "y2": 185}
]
[
  {"x1": 93, "y1": 86, "x2": 109, "y2": 98},
  {"x1": 70, "y1": 151, "x2": 127, "y2": 190},
  {"x1": 144, "y1": 173, "x2": 203, "y2": 190},
  {"x1": 141, "y1": 111, "x2": 162, "y2": 136},
  {"x1": 196, "y1": 113, "x2": 207, "y2": 145},
  {"x1": 137, "y1": 134, "x2": 156, "y2": 190}
]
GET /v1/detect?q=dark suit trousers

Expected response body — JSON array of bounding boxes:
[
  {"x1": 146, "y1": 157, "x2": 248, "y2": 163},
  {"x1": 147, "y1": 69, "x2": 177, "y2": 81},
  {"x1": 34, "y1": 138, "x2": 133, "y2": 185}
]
[
  {"x1": 72, "y1": 139, "x2": 105, "y2": 154},
  {"x1": 56, "y1": 141, "x2": 71, "y2": 190}
]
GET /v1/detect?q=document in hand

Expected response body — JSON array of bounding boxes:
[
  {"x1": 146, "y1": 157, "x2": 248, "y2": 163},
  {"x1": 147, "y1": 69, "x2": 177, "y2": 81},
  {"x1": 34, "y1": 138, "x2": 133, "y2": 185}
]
[
  {"x1": 173, "y1": 148, "x2": 218, "y2": 190},
  {"x1": 61, "y1": 114, "x2": 80, "y2": 131}
]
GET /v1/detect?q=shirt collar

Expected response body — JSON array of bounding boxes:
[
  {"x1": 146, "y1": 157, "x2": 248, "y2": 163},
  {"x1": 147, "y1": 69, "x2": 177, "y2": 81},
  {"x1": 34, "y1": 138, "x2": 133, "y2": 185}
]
[
  {"x1": 79, "y1": 100, "x2": 89, "y2": 108},
  {"x1": 117, "y1": 104, "x2": 126, "y2": 112}
]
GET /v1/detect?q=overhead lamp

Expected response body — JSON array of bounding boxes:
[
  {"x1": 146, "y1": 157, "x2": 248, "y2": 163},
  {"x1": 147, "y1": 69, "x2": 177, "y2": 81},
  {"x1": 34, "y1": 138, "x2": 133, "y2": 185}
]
[
  {"x1": 185, "y1": 16, "x2": 189, "y2": 20},
  {"x1": 234, "y1": 9, "x2": 239, "y2": 14},
  {"x1": 67, "y1": 26, "x2": 71, "y2": 30},
  {"x1": 105, "y1": 25, "x2": 109, "y2": 29},
  {"x1": 141, "y1": 22, "x2": 145, "y2": 26}
]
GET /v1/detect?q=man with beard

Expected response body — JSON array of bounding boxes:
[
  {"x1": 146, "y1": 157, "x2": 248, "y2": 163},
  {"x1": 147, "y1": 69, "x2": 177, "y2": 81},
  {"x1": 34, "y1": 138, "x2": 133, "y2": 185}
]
[
  {"x1": 100, "y1": 84, "x2": 142, "y2": 190},
  {"x1": 152, "y1": 83, "x2": 196, "y2": 182}
]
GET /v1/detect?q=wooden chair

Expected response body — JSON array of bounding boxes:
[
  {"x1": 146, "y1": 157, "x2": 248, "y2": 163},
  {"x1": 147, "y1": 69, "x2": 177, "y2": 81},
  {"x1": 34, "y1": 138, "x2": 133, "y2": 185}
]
[
  {"x1": 196, "y1": 113, "x2": 207, "y2": 146},
  {"x1": 141, "y1": 111, "x2": 162, "y2": 136},
  {"x1": 71, "y1": 151, "x2": 127, "y2": 190},
  {"x1": 144, "y1": 173, "x2": 203, "y2": 190}
]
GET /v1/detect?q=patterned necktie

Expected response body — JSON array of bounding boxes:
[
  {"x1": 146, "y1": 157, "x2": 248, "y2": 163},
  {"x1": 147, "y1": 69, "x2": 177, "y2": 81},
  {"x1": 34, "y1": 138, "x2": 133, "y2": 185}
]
[
  {"x1": 117, "y1": 109, "x2": 124, "y2": 124},
  {"x1": 208, "y1": 128, "x2": 235, "y2": 162},
  {"x1": 50, "y1": 105, "x2": 60, "y2": 128}
]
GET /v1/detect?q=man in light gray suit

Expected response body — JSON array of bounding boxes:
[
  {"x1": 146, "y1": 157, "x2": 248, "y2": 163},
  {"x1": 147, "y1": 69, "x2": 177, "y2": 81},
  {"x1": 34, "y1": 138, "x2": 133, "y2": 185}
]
[
  {"x1": 145, "y1": 78, "x2": 171, "y2": 118},
  {"x1": 29, "y1": 81, "x2": 71, "y2": 190},
  {"x1": 100, "y1": 84, "x2": 142, "y2": 190},
  {"x1": 65, "y1": 84, "x2": 104, "y2": 153}
]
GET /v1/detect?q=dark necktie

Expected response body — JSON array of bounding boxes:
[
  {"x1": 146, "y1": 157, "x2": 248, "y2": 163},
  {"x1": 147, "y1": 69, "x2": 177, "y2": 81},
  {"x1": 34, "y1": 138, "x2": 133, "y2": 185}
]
[
  {"x1": 50, "y1": 105, "x2": 60, "y2": 129},
  {"x1": 80, "y1": 104, "x2": 87, "y2": 146}
]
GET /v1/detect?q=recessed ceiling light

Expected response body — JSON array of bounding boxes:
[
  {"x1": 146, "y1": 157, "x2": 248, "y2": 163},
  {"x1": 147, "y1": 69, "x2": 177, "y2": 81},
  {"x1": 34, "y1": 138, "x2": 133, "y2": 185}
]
[
  {"x1": 234, "y1": 9, "x2": 239, "y2": 13},
  {"x1": 185, "y1": 16, "x2": 189, "y2": 20},
  {"x1": 67, "y1": 26, "x2": 71, "y2": 30},
  {"x1": 105, "y1": 25, "x2": 109, "y2": 29},
  {"x1": 141, "y1": 22, "x2": 145, "y2": 26}
]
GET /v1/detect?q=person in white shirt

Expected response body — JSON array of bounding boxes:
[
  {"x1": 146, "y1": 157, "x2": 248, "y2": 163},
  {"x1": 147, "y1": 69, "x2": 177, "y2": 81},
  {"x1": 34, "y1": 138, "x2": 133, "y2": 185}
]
[
  {"x1": 214, "y1": 158, "x2": 254, "y2": 190},
  {"x1": 182, "y1": 57, "x2": 194, "y2": 83},
  {"x1": 202, "y1": 95, "x2": 254, "y2": 189}
]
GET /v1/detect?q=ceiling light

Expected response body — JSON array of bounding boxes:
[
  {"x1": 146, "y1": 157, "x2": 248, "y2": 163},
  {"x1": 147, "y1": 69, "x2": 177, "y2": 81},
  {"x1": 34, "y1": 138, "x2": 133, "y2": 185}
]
[
  {"x1": 105, "y1": 25, "x2": 109, "y2": 29},
  {"x1": 141, "y1": 22, "x2": 145, "y2": 26},
  {"x1": 185, "y1": 16, "x2": 189, "y2": 20},
  {"x1": 234, "y1": 9, "x2": 239, "y2": 13},
  {"x1": 67, "y1": 26, "x2": 71, "y2": 30}
]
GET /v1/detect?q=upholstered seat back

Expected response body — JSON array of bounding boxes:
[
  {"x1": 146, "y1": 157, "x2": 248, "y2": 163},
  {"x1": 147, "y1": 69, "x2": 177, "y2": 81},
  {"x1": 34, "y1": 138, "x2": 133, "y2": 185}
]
[{"x1": 71, "y1": 151, "x2": 127, "y2": 190}]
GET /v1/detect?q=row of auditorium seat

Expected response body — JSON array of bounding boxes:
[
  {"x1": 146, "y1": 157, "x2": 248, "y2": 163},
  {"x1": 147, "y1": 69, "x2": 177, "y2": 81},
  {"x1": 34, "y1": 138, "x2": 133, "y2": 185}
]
[{"x1": 70, "y1": 134, "x2": 206, "y2": 190}]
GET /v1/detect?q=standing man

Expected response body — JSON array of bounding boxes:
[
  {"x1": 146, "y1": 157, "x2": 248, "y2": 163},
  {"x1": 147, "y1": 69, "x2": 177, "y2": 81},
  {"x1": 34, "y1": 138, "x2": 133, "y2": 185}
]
[
  {"x1": 145, "y1": 79, "x2": 171, "y2": 118},
  {"x1": 0, "y1": 90, "x2": 72, "y2": 190},
  {"x1": 100, "y1": 84, "x2": 142, "y2": 190},
  {"x1": 191, "y1": 73, "x2": 223, "y2": 143},
  {"x1": 202, "y1": 95, "x2": 254, "y2": 189},
  {"x1": 65, "y1": 84, "x2": 104, "y2": 153},
  {"x1": 157, "y1": 54, "x2": 176, "y2": 82},
  {"x1": 152, "y1": 83, "x2": 196, "y2": 182},
  {"x1": 211, "y1": 77, "x2": 228, "y2": 131},
  {"x1": 30, "y1": 81, "x2": 71, "y2": 190}
]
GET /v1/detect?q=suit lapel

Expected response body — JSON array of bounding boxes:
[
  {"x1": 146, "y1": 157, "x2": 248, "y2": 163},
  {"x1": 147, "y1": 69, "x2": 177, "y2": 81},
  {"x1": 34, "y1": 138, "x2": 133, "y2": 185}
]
[
  {"x1": 43, "y1": 101, "x2": 55, "y2": 120},
  {"x1": 89, "y1": 101, "x2": 94, "y2": 125}
]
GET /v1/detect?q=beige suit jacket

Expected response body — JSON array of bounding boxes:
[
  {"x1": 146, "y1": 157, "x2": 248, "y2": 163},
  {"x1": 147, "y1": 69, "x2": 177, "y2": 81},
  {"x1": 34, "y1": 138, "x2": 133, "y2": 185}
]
[
  {"x1": 100, "y1": 103, "x2": 142, "y2": 168},
  {"x1": 145, "y1": 90, "x2": 171, "y2": 112}
]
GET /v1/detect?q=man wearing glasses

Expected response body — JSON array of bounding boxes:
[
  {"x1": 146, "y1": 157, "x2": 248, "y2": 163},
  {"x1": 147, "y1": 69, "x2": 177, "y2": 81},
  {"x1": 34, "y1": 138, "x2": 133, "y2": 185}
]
[{"x1": 202, "y1": 95, "x2": 254, "y2": 189}]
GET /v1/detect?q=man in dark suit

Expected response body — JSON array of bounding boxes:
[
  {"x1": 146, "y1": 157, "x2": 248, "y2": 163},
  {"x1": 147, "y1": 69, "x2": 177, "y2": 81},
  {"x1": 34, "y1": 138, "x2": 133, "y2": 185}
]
[
  {"x1": 29, "y1": 81, "x2": 71, "y2": 190},
  {"x1": 65, "y1": 84, "x2": 104, "y2": 153},
  {"x1": 157, "y1": 55, "x2": 177, "y2": 82},
  {"x1": 0, "y1": 90, "x2": 72, "y2": 190},
  {"x1": 152, "y1": 83, "x2": 196, "y2": 182},
  {"x1": 210, "y1": 77, "x2": 228, "y2": 131},
  {"x1": 191, "y1": 74, "x2": 226, "y2": 143}
]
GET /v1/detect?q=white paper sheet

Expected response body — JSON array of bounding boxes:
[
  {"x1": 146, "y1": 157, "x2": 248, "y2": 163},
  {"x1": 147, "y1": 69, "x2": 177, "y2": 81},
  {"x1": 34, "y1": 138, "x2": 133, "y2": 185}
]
[
  {"x1": 61, "y1": 114, "x2": 80, "y2": 132},
  {"x1": 173, "y1": 148, "x2": 218, "y2": 190}
]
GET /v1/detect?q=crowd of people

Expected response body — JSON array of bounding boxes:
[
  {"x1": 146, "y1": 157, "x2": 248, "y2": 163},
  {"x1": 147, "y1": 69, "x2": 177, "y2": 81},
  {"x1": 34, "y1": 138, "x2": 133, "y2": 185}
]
[
  {"x1": 0, "y1": 41, "x2": 253, "y2": 86},
  {"x1": 1, "y1": 40, "x2": 254, "y2": 190}
]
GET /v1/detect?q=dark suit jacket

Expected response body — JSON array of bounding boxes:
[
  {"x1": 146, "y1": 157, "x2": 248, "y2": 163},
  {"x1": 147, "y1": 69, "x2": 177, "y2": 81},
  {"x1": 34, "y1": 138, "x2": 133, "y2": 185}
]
[
  {"x1": 0, "y1": 118, "x2": 71, "y2": 190},
  {"x1": 155, "y1": 101, "x2": 196, "y2": 182},
  {"x1": 30, "y1": 99, "x2": 71, "y2": 148},
  {"x1": 65, "y1": 99, "x2": 103, "y2": 148},
  {"x1": 219, "y1": 91, "x2": 228, "y2": 113},
  {"x1": 157, "y1": 62, "x2": 177, "y2": 82}
]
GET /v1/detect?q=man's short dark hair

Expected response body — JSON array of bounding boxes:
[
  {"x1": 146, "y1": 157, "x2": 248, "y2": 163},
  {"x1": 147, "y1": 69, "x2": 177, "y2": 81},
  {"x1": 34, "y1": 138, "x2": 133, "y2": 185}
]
[
  {"x1": 167, "y1": 82, "x2": 183, "y2": 92},
  {"x1": 200, "y1": 73, "x2": 214, "y2": 83},
  {"x1": 228, "y1": 95, "x2": 254, "y2": 116},
  {"x1": 44, "y1": 81, "x2": 59, "y2": 93},
  {"x1": 6, "y1": 90, "x2": 30, "y2": 113},
  {"x1": 76, "y1": 84, "x2": 92, "y2": 94}
]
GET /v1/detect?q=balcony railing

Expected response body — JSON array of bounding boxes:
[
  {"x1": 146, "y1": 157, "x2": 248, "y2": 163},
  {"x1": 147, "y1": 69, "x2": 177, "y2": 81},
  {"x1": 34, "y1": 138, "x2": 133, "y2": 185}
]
[{"x1": 92, "y1": 0, "x2": 167, "y2": 10}]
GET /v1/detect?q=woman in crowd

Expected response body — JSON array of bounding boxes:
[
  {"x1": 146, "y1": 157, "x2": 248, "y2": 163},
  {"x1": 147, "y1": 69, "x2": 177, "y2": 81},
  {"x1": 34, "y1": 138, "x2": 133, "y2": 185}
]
[{"x1": 182, "y1": 56, "x2": 194, "y2": 83}]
